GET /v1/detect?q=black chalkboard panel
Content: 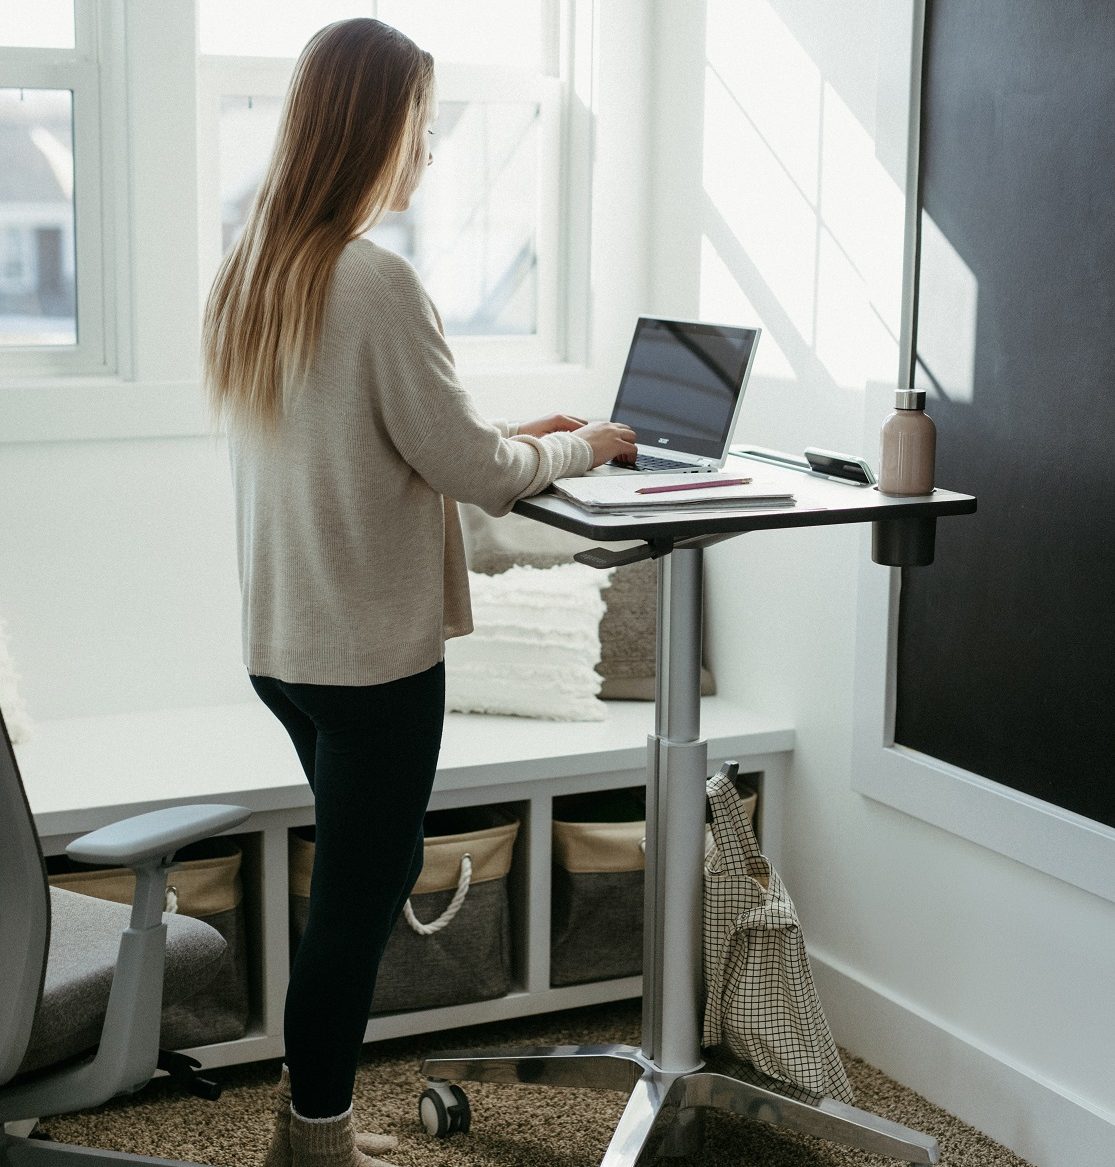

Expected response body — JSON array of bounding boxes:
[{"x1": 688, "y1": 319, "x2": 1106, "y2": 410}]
[{"x1": 894, "y1": 0, "x2": 1115, "y2": 827}]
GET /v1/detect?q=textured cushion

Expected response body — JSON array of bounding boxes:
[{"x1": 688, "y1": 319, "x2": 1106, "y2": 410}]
[
  {"x1": 461, "y1": 505, "x2": 716, "y2": 700},
  {"x1": 17, "y1": 886, "x2": 227, "y2": 1074},
  {"x1": 445, "y1": 562, "x2": 612, "y2": 721}
]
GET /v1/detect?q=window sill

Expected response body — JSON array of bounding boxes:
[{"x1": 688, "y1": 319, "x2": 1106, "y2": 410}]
[
  {"x1": 0, "y1": 363, "x2": 603, "y2": 445},
  {"x1": 0, "y1": 380, "x2": 210, "y2": 444}
]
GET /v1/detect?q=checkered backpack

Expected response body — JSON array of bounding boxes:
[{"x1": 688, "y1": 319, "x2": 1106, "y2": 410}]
[{"x1": 702, "y1": 763, "x2": 854, "y2": 1103}]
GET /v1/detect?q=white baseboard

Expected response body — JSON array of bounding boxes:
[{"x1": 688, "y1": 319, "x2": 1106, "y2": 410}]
[{"x1": 810, "y1": 950, "x2": 1115, "y2": 1167}]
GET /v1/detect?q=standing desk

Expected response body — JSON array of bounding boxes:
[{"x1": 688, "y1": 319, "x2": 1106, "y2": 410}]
[{"x1": 422, "y1": 460, "x2": 977, "y2": 1165}]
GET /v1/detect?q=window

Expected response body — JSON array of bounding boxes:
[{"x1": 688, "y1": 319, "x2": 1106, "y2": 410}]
[
  {"x1": 401, "y1": 97, "x2": 542, "y2": 337},
  {"x1": 197, "y1": 1, "x2": 562, "y2": 360},
  {"x1": 0, "y1": 1, "x2": 75, "y2": 51},
  {"x1": 0, "y1": 89, "x2": 76, "y2": 346},
  {"x1": 1, "y1": 1, "x2": 600, "y2": 421},
  {"x1": 198, "y1": 1, "x2": 544, "y2": 74},
  {"x1": 0, "y1": 2, "x2": 113, "y2": 377}
]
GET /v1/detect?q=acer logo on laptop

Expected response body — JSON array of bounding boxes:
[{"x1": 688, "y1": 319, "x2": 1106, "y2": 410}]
[{"x1": 658, "y1": 438, "x2": 669, "y2": 445}]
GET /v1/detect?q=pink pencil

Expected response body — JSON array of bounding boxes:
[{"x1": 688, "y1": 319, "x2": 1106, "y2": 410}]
[{"x1": 635, "y1": 477, "x2": 752, "y2": 495}]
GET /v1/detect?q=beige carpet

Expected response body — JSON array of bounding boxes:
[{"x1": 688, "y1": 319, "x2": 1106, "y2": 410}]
[{"x1": 39, "y1": 1001, "x2": 1034, "y2": 1166}]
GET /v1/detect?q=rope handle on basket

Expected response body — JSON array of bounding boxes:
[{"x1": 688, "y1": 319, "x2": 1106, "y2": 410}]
[{"x1": 403, "y1": 854, "x2": 472, "y2": 936}]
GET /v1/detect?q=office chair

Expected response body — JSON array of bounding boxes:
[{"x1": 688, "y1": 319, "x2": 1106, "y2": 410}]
[{"x1": 0, "y1": 705, "x2": 250, "y2": 1165}]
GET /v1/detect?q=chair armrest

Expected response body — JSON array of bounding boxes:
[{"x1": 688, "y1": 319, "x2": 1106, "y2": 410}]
[
  {"x1": 0, "y1": 803, "x2": 251, "y2": 1123},
  {"x1": 66, "y1": 803, "x2": 251, "y2": 867}
]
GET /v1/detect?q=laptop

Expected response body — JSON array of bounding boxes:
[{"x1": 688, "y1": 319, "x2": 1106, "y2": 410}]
[{"x1": 599, "y1": 316, "x2": 761, "y2": 474}]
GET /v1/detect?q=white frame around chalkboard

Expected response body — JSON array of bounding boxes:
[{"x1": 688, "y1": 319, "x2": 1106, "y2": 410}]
[
  {"x1": 852, "y1": 530, "x2": 1115, "y2": 905},
  {"x1": 849, "y1": 0, "x2": 1115, "y2": 906}
]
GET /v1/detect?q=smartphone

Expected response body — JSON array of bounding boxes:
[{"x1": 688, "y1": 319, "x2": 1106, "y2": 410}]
[{"x1": 803, "y1": 448, "x2": 876, "y2": 486}]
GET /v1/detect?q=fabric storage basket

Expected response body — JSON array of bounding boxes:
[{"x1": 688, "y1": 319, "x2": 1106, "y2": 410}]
[
  {"x1": 550, "y1": 784, "x2": 760, "y2": 987},
  {"x1": 289, "y1": 806, "x2": 519, "y2": 1014},
  {"x1": 550, "y1": 788, "x2": 648, "y2": 987},
  {"x1": 46, "y1": 837, "x2": 250, "y2": 1049}
]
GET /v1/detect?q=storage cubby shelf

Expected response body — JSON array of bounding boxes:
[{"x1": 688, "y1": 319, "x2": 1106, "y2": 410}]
[{"x1": 20, "y1": 697, "x2": 792, "y2": 1069}]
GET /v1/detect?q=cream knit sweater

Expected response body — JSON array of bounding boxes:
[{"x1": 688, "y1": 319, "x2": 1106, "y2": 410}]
[{"x1": 230, "y1": 239, "x2": 593, "y2": 686}]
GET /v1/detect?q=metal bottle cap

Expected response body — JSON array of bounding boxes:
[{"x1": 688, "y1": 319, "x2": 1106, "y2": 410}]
[{"x1": 895, "y1": 389, "x2": 927, "y2": 410}]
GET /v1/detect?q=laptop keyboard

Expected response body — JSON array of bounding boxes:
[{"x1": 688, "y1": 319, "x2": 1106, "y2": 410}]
[{"x1": 610, "y1": 453, "x2": 699, "y2": 472}]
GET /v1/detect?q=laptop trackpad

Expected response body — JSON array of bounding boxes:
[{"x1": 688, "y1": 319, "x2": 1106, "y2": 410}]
[{"x1": 586, "y1": 463, "x2": 640, "y2": 477}]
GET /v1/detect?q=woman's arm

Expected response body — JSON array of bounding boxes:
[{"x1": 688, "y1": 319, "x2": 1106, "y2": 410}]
[
  {"x1": 515, "y1": 414, "x2": 585, "y2": 438},
  {"x1": 364, "y1": 254, "x2": 636, "y2": 512},
  {"x1": 365, "y1": 258, "x2": 596, "y2": 514}
]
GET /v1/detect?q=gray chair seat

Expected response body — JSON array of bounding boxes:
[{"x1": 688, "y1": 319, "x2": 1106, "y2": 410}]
[
  {"x1": 2, "y1": 699, "x2": 250, "y2": 1159},
  {"x1": 16, "y1": 887, "x2": 227, "y2": 1076}
]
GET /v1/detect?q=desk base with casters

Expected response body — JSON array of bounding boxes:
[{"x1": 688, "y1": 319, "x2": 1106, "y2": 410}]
[
  {"x1": 421, "y1": 475, "x2": 975, "y2": 1165},
  {"x1": 421, "y1": 1043, "x2": 939, "y2": 1164}
]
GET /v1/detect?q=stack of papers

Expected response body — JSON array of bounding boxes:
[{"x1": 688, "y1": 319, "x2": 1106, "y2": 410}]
[{"x1": 550, "y1": 472, "x2": 796, "y2": 514}]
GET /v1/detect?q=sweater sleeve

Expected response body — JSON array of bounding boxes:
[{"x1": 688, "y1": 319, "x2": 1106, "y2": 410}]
[{"x1": 368, "y1": 255, "x2": 592, "y2": 516}]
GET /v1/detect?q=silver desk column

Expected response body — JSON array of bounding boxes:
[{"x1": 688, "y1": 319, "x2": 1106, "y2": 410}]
[{"x1": 642, "y1": 547, "x2": 708, "y2": 1153}]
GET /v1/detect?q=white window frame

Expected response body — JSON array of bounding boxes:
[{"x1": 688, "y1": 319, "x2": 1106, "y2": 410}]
[
  {"x1": 196, "y1": 8, "x2": 567, "y2": 369},
  {"x1": 850, "y1": 0, "x2": 1115, "y2": 906},
  {"x1": 0, "y1": 0, "x2": 122, "y2": 379},
  {"x1": 0, "y1": 0, "x2": 648, "y2": 444}
]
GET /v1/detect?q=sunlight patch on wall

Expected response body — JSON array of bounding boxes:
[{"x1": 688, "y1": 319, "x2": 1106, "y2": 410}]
[
  {"x1": 702, "y1": 64, "x2": 817, "y2": 343},
  {"x1": 705, "y1": 0, "x2": 821, "y2": 198},
  {"x1": 820, "y1": 80, "x2": 905, "y2": 366},
  {"x1": 915, "y1": 212, "x2": 978, "y2": 404},
  {"x1": 700, "y1": 0, "x2": 912, "y2": 398},
  {"x1": 699, "y1": 236, "x2": 794, "y2": 381},
  {"x1": 815, "y1": 230, "x2": 870, "y2": 388}
]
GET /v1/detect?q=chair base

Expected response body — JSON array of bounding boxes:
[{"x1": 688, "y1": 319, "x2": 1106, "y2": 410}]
[
  {"x1": 0, "y1": 1131, "x2": 207, "y2": 1167},
  {"x1": 421, "y1": 1044, "x2": 940, "y2": 1165}
]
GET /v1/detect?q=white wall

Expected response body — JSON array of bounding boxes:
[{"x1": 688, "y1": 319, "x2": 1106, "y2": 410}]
[
  {"x1": 0, "y1": 436, "x2": 244, "y2": 719},
  {"x1": 648, "y1": 3, "x2": 1115, "y2": 1165}
]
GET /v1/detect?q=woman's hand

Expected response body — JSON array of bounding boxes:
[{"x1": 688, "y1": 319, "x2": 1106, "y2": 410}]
[
  {"x1": 517, "y1": 413, "x2": 589, "y2": 438},
  {"x1": 573, "y1": 421, "x2": 639, "y2": 468}
]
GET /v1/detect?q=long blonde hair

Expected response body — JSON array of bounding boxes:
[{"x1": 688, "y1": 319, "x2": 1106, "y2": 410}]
[{"x1": 203, "y1": 19, "x2": 434, "y2": 431}]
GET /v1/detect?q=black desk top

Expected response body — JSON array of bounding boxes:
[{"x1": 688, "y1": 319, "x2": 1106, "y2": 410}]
[{"x1": 514, "y1": 458, "x2": 976, "y2": 543}]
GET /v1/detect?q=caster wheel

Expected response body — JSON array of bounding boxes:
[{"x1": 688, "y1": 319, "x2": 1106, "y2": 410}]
[{"x1": 419, "y1": 1081, "x2": 471, "y2": 1138}]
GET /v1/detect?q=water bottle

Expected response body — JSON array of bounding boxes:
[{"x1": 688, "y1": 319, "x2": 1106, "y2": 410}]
[{"x1": 878, "y1": 389, "x2": 935, "y2": 496}]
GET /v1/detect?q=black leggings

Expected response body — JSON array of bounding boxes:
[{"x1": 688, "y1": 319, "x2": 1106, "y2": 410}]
[{"x1": 250, "y1": 663, "x2": 445, "y2": 1118}]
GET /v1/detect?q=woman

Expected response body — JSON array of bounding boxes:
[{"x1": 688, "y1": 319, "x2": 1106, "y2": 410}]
[{"x1": 202, "y1": 18, "x2": 635, "y2": 1167}]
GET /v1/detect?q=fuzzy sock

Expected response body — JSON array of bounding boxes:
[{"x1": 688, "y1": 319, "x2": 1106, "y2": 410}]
[
  {"x1": 262, "y1": 1066, "x2": 398, "y2": 1167},
  {"x1": 289, "y1": 1107, "x2": 398, "y2": 1167}
]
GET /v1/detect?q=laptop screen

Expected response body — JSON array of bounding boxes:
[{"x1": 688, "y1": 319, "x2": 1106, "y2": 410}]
[{"x1": 610, "y1": 317, "x2": 760, "y2": 460}]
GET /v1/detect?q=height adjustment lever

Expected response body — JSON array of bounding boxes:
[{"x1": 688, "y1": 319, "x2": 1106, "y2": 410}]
[{"x1": 574, "y1": 538, "x2": 673, "y2": 570}]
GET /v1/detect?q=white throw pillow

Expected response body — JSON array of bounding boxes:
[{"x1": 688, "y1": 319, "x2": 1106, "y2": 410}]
[
  {"x1": 445, "y1": 562, "x2": 614, "y2": 721},
  {"x1": 0, "y1": 614, "x2": 33, "y2": 744}
]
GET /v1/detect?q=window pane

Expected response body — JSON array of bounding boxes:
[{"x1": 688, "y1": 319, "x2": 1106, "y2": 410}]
[
  {"x1": 372, "y1": 101, "x2": 539, "y2": 335},
  {"x1": 216, "y1": 98, "x2": 539, "y2": 337},
  {"x1": 218, "y1": 96, "x2": 284, "y2": 253},
  {"x1": 200, "y1": 0, "x2": 541, "y2": 67},
  {"x1": 199, "y1": 1, "x2": 372, "y2": 58},
  {"x1": 0, "y1": 0, "x2": 74, "y2": 50},
  {"x1": 0, "y1": 89, "x2": 76, "y2": 347},
  {"x1": 377, "y1": 1, "x2": 541, "y2": 69}
]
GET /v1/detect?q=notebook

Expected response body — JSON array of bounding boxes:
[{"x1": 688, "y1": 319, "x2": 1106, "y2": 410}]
[
  {"x1": 552, "y1": 470, "x2": 795, "y2": 513},
  {"x1": 597, "y1": 316, "x2": 762, "y2": 475}
]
